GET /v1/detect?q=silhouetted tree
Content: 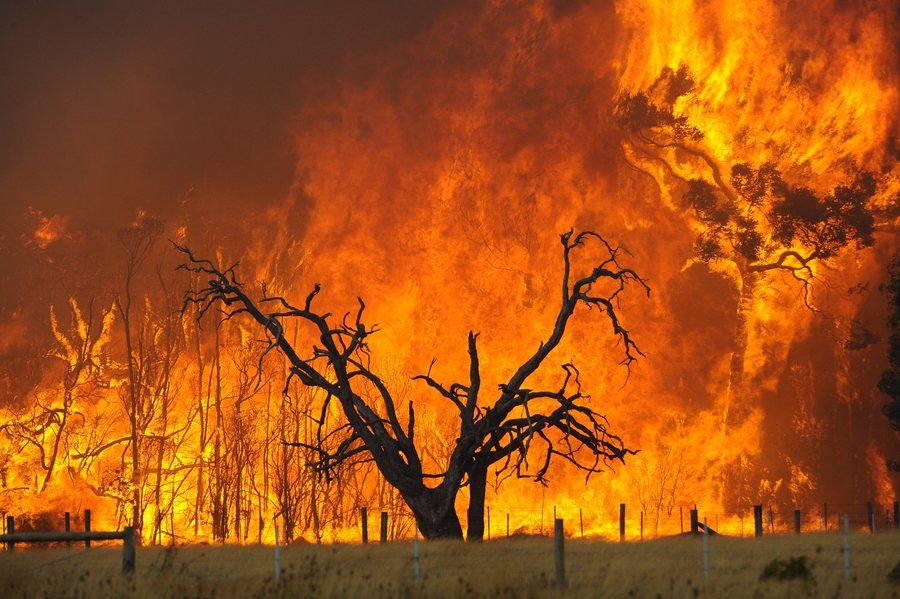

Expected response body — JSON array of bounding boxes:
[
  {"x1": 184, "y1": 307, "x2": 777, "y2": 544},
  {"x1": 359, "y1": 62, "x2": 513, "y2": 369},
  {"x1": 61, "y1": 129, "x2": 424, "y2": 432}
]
[
  {"x1": 616, "y1": 66, "x2": 879, "y2": 505},
  {"x1": 115, "y1": 213, "x2": 164, "y2": 539},
  {"x1": 178, "y1": 230, "x2": 648, "y2": 540},
  {"x1": 878, "y1": 251, "x2": 900, "y2": 471},
  {"x1": 0, "y1": 299, "x2": 114, "y2": 492}
]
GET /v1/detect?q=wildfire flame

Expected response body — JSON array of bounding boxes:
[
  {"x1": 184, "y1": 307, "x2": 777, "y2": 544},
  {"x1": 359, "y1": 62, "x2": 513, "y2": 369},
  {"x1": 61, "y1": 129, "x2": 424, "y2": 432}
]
[{"x1": 0, "y1": 0, "x2": 897, "y2": 543}]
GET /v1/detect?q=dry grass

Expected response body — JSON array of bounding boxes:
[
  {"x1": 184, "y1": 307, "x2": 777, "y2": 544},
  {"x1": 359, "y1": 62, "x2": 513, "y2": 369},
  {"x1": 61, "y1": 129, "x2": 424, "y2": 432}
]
[{"x1": 1, "y1": 530, "x2": 898, "y2": 598}]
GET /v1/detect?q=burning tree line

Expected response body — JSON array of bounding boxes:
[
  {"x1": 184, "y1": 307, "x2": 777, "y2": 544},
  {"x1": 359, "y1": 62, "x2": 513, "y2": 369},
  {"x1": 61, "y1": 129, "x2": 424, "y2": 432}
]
[
  {"x1": 0, "y1": 213, "x2": 654, "y2": 542},
  {"x1": 1, "y1": 75, "x2": 896, "y2": 541},
  {"x1": 1, "y1": 179, "x2": 894, "y2": 543},
  {"x1": 0, "y1": 215, "x2": 409, "y2": 544}
]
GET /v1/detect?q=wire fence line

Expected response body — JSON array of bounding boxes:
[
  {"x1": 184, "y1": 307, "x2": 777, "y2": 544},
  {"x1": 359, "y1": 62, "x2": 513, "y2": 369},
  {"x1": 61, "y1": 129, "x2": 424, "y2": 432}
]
[
  {"x1": 1, "y1": 519, "x2": 898, "y2": 599},
  {"x1": 2, "y1": 499, "x2": 898, "y2": 547},
  {"x1": 6, "y1": 540, "x2": 898, "y2": 567},
  {"x1": 345, "y1": 499, "x2": 900, "y2": 543},
  {"x1": 311, "y1": 519, "x2": 900, "y2": 591}
]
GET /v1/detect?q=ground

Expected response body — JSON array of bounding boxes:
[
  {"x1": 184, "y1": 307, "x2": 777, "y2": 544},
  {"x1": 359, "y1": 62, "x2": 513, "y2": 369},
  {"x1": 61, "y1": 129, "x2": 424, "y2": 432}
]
[{"x1": 1, "y1": 530, "x2": 898, "y2": 597}]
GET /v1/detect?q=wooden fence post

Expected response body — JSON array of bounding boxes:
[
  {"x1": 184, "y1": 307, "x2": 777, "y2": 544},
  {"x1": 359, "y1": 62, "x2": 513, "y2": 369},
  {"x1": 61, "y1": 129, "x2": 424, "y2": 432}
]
[
  {"x1": 894, "y1": 500, "x2": 899, "y2": 529},
  {"x1": 554, "y1": 519, "x2": 565, "y2": 587},
  {"x1": 680, "y1": 507, "x2": 683, "y2": 534},
  {"x1": 64, "y1": 512, "x2": 71, "y2": 548},
  {"x1": 619, "y1": 504, "x2": 625, "y2": 542},
  {"x1": 823, "y1": 503, "x2": 828, "y2": 532},
  {"x1": 506, "y1": 513, "x2": 510, "y2": 539},
  {"x1": 0, "y1": 528, "x2": 138, "y2": 572},
  {"x1": 753, "y1": 505, "x2": 763, "y2": 537},
  {"x1": 487, "y1": 506, "x2": 491, "y2": 541},
  {"x1": 579, "y1": 508, "x2": 584, "y2": 539},
  {"x1": 794, "y1": 509, "x2": 801, "y2": 534},
  {"x1": 867, "y1": 502, "x2": 874, "y2": 533},
  {"x1": 5, "y1": 516, "x2": 13, "y2": 552},
  {"x1": 361, "y1": 507, "x2": 368, "y2": 544},
  {"x1": 843, "y1": 514, "x2": 850, "y2": 579},
  {"x1": 413, "y1": 521, "x2": 420, "y2": 584},
  {"x1": 702, "y1": 517, "x2": 709, "y2": 581},
  {"x1": 380, "y1": 511, "x2": 388, "y2": 543},
  {"x1": 274, "y1": 521, "x2": 281, "y2": 585},
  {"x1": 84, "y1": 509, "x2": 91, "y2": 549},
  {"x1": 640, "y1": 511, "x2": 643, "y2": 541},
  {"x1": 122, "y1": 527, "x2": 135, "y2": 575},
  {"x1": 768, "y1": 506, "x2": 775, "y2": 534},
  {"x1": 690, "y1": 509, "x2": 698, "y2": 534}
]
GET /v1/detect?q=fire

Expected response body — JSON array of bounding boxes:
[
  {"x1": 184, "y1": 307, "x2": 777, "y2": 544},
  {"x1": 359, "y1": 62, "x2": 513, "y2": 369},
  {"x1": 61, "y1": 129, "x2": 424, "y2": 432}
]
[
  {"x1": 26, "y1": 209, "x2": 70, "y2": 250},
  {"x1": 0, "y1": 0, "x2": 897, "y2": 543},
  {"x1": 616, "y1": 0, "x2": 898, "y2": 178}
]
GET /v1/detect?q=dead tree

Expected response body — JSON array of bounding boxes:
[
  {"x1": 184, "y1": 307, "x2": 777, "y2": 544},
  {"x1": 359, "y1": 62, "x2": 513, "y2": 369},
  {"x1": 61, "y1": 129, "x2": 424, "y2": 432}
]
[
  {"x1": 177, "y1": 230, "x2": 648, "y2": 540},
  {"x1": 115, "y1": 214, "x2": 164, "y2": 539},
  {"x1": 0, "y1": 299, "x2": 114, "y2": 493}
]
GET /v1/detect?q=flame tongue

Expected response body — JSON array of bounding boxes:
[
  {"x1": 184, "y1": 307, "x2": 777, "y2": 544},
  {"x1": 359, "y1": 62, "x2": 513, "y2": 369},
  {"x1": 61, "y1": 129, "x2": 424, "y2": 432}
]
[{"x1": 616, "y1": 0, "x2": 899, "y2": 179}]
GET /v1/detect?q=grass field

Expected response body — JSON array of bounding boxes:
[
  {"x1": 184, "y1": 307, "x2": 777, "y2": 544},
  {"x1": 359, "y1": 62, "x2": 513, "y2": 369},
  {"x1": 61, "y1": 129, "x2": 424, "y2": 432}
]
[{"x1": 1, "y1": 530, "x2": 898, "y2": 598}]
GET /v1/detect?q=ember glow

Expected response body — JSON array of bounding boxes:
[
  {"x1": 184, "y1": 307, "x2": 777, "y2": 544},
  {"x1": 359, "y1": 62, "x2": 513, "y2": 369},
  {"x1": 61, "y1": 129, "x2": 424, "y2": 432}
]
[{"x1": 1, "y1": 1, "x2": 897, "y2": 543}]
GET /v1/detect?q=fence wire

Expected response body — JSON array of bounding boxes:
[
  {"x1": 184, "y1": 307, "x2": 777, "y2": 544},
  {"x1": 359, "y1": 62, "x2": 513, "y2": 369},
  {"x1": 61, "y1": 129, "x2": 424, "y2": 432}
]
[{"x1": 1, "y1": 526, "x2": 898, "y2": 599}]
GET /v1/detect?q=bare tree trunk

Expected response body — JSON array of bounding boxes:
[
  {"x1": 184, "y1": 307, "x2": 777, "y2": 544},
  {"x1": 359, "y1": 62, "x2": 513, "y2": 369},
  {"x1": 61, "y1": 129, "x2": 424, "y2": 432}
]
[
  {"x1": 407, "y1": 487, "x2": 463, "y2": 540},
  {"x1": 310, "y1": 467, "x2": 321, "y2": 542},
  {"x1": 234, "y1": 399, "x2": 243, "y2": 543},
  {"x1": 261, "y1": 381, "x2": 271, "y2": 544},
  {"x1": 724, "y1": 269, "x2": 757, "y2": 427},
  {"x1": 116, "y1": 216, "x2": 161, "y2": 542},
  {"x1": 118, "y1": 288, "x2": 144, "y2": 539},
  {"x1": 193, "y1": 310, "x2": 206, "y2": 539},
  {"x1": 465, "y1": 462, "x2": 489, "y2": 541},
  {"x1": 39, "y1": 393, "x2": 69, "y2": 492},
  {"x1": 152, "y1": 286, "x2": 175, "y2": 544},
  {"x1": 212, "y1": 319, "x2": 225, "y2": 542},
  {"x1": 722, "y1": 268, "x2": 758, "y2": 509},
  {"x1": 152, "y1": 339, "x2": 174, "y2": 545},
  {"x1": 152, "y1": 415, "x2": 165, "y2": 545}
]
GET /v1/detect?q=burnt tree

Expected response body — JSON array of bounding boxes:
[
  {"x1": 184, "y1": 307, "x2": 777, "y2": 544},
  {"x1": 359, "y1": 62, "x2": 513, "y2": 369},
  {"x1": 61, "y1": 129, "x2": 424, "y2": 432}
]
[
  {"x1": 177, "y1": 230, "x2": 647, "y2": 540},
  {"x1": 115, "y1": 215, "x2": 166, "y2": 540}
]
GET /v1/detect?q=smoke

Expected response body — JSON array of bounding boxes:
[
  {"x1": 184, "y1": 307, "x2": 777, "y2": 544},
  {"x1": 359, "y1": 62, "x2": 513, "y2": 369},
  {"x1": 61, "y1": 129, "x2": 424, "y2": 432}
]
[{"x1": 0, "y1": 0, "x2": 453, "y2": 257}]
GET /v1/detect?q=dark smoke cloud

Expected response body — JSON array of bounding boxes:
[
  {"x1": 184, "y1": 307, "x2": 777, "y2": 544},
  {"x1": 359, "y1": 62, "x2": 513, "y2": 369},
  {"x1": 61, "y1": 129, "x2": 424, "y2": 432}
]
[{"x1": 0, "y1": 0, "x2": 452, "y2": 250}]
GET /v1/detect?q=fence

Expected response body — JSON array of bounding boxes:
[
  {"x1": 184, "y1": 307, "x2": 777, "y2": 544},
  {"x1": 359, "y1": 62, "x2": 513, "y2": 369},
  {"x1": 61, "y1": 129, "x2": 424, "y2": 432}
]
[
  {"x1": 350, "y1": 498, "x2": 900, "y2": 544},
  {"x1": 274, "y1": 514, "x2": 897, "y2": 591},
  {"x1": 4, "y1": 499, "x2": 897, "y2": 549},
  {"x1": 1, "y1": 506, "x2": 897, "y2": 596},
  {"x1": 1, "y1": 498, "x2": 897, "y2": 580},
  {"x1": 0, "y1": 510, "x2": 135, "y2": 574}
]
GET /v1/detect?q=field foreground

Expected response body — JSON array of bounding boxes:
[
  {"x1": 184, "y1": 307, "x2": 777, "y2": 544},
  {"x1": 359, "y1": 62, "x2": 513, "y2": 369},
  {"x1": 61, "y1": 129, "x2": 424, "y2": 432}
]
[{"x1": 1, "y1": 531, "x2": 898, "y2": 598}]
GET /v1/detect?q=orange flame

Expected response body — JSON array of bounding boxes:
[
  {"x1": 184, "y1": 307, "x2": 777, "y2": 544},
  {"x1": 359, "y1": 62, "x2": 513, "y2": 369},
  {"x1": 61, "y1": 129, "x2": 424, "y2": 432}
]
[{"x1": 1, "y1": 0, "x2": 897, "y2": 543}]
